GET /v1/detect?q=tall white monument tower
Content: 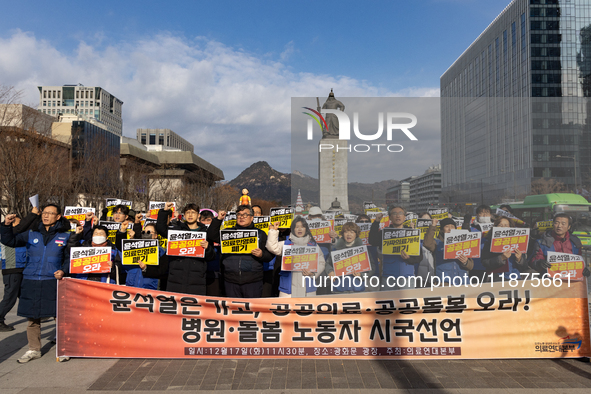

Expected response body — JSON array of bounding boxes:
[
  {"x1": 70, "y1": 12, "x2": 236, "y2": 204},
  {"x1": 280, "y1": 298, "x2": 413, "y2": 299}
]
[{"x1": 318, "y1": 90, "x2": 348, "y2": 212}]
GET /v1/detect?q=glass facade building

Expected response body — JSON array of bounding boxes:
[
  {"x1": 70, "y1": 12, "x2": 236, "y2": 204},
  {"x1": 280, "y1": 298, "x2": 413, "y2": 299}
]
[
  {"x1": 71, "y1": 120, "x2": 120, "y2": 162},
  {"x1": 441, "y1": 0, "x2": 591, "y2": 204},
  {"x1": 71, "y1": 120, "x2": 121, "y2": 188}
]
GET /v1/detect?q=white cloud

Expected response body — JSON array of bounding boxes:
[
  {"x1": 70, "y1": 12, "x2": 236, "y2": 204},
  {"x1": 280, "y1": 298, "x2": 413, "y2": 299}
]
[
  {"x1": 0, "y1": 30, "x2": 440, "y2": 180},
  {"x1": 280, "y1": 41, "x2": 295, "y2": 62}
]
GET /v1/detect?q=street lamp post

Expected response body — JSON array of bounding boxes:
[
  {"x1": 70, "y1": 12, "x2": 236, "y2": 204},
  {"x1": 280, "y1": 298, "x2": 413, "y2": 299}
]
[{"x1": 556, "y1": 155, "x2": 577, "y2": 192}]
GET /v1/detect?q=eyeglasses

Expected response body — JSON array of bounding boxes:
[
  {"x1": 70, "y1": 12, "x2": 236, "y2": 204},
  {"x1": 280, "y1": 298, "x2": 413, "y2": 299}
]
[
  {"x1": 42, "y1": 211, "x2": 58, "y2": 216},
  {"x1": 237, "y1": 213, "x2": 252, "y2": 218},
  {"x1": 358, "y1": 220, "x2": 370, "y2": 223},
  {"x1": 391, "y1": 212, "x2": 405, "y2": 217},
  {"x1": 142, "y1": 230, "x2": 153, "y2": 235}
]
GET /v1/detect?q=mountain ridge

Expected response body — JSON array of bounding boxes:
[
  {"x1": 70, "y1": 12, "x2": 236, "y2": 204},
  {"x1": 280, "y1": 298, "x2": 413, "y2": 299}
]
[{"x1": 228, "y1": 161, "x2": 398, "y2": 212}]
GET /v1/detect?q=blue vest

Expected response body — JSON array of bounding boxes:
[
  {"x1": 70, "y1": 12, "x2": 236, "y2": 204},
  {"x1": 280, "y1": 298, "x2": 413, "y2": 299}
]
[
  {"x1": 23, "y1": 229, "x2": 70, "y2": 281},
  {"x1": 537, "y1": 236, "x2": 580, "y2": 257},
  {"x1": 264, "y1": 257, "x2": 275, "y2": 271},
  {"x1": 278, "y1": 237, "x2": 318, "y2": 294},
  {"x1": 124, "y1": 246, "x2": 166, "y2": 288},
  {"x1": 434, "y1": 238, "x2": 469, "y2": 284},
  {"x1": 1, "y1": 245, "x2": 27, "y2": 270},
  {"x1": 207, "y1": 245, "x2": 221, "y2": 272},
  {"x1": 382, "y1": 241, "x2": 422, "y2": 278},
  {"x1": 490, "y1": 254, "x2": 522, "y2": 280}
]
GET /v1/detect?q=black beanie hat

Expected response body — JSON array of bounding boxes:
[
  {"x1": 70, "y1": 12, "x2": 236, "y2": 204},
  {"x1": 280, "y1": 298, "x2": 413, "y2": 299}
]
[{"x1": 439, "y1": 218, "x2": 456, "y2": 232}]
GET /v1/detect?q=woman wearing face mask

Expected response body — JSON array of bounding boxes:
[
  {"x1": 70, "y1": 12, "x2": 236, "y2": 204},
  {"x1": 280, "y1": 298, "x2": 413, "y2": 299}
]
[
  {"x1": 266, "y1": 217, "x2": 326, "y2": 297},
  {"x1": 481, "y1": 217, "x2": 528, "y2": 282},
  {"x1": 326, "y1": 222, "x2": 367, "y2": 293},
  {"x1": 69, "y1": 225, "x2": 122, "y2": 284},
  {"x1": 424, "y1": 218, "x2": 474, "y2": 285}
]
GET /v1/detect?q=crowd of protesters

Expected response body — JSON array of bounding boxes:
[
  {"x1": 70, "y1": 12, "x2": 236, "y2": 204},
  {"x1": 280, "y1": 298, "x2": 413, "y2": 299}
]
[{"x1": 0, "y1": 200, "x2": 590, "y2": 363}]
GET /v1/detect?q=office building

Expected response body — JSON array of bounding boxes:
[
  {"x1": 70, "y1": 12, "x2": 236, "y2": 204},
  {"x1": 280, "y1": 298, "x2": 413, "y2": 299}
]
[
  {"x1": 137, "y1": 128, "x2": 194, "y2": 152},
  {"x1": 0, "y1": 104, "x2": 55, "y2": 136},
  {"x1": 52, "y1": 116, "x2": 120, "y2": 163},
  {"x1": 409, "y1": 165, "x2": 443, "y2": 212},
  {"x1": 387, "y1": 165, "x2": 442, "y2": 212},
  {"x1": 120, "y1": 137, "x2": 224, "y2": 209},
  {"x1": 441, "y1": 0, "x2": 591, "y2": 204},
  {"x1": 386, "y1": 181, "x2": 411, "y2": 210},
  {"x1": 38, "y1": 85, "x2": 123, "y2": 136}
]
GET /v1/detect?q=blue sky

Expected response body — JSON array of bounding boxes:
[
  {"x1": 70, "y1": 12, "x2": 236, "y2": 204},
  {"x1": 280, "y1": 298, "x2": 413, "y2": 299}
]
[{"x1": 0, "y1": 0, "x2": 512, "y2": 181}]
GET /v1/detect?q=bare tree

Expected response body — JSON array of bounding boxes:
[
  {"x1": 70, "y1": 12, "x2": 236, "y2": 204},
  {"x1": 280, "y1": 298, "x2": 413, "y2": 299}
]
[
  {"x1": 0, "y1": 86, "x2": 72, "y2": 217},
  {"x1": 210, "y1": 184, "x2": 240, "y2": 211},
  {"x1": 119, "y1": 158, "x2": 153, "y2": 213},
  {"x1": 530, "y1": 178, "x2": 567, "y2": 195},
  {"x1": 251, "y1": 198, "x2": 280, "y2": 215}
]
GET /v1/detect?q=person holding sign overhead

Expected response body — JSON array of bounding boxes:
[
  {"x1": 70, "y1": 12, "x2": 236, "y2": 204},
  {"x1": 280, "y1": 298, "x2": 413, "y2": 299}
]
[
  {"x1": 156, "y1": 202, "x2": 214, "y2": 295},
  {"x1": 424, "y1": 218, "x2": 474, "y2": 285},
  {"x1": 481, "y1": 216, "x2": 528, "y2": 282},
  {"x1": 266, "y1": 217, "x2": 325, "y2": 297},
  {"x1": 368, "y1": 206, "x2": 422, "y2": 289},
  {"x1": 208, "y1": 205, "x2": 274, "y2": 298},
  {"x1": 530, "y1": 213, "x2": 591, "y2": 277}
]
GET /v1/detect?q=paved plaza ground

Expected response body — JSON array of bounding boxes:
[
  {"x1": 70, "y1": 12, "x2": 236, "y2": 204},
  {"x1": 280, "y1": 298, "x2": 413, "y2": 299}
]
[
  {"x1": 1, "y1": 310, "x2": 590, "y2": 393},
  {"x1": 0, "y1": 288, "x2": 590, "y2": 394}
]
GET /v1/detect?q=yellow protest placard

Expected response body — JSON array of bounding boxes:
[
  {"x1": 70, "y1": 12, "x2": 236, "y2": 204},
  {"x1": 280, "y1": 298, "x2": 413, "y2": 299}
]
[
  {"x1": 270, "y1": 207, "x2": 294, "y2": 229},
  {"x1": 220, "y1": 229, "x2": 259, "y2": 254},
  {"x1": 253, "y1": 216, "x2": 270, "y2": 234},
  {"x1": 382, "y1": 228, "x2": 421, "y2": 256},
  {"x1": 121, "y1": 239, "x2": 159, "y2": 265}
]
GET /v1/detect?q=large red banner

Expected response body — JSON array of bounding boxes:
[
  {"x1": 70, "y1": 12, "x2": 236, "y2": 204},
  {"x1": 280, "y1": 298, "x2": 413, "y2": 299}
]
[{"x1": 57, "y1": 278, "x2": 590, "y2": 359}]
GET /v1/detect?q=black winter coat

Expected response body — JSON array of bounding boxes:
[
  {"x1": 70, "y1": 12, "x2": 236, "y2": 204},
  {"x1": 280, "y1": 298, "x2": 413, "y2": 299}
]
[
  {"x1": 156, "y1": 209, "x2": 214, "y2": 295},
  {"x1": 207, "y1": 217, "x2": 274, "y2": 285}
]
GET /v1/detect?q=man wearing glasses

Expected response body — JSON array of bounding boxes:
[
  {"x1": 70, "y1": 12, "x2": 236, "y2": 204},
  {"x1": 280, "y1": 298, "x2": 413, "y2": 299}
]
[
  {"x1": 207, "y1": 205, "x2": 274, "y2": 298},
  {"x1": 531, "y1": 213, "x2": 591, "y2": 277},
  {"x1": 1, "y1": 204, "x2": 74, "y2": 363},
  {"x1": 368, "y1": 206, "x2": 423, "y2": 289}
]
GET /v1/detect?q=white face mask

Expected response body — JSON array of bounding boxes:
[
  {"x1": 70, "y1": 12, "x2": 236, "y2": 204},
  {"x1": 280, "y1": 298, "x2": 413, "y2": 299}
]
[
  {"x1": 93, "y1": 235, "x2": 107, "y2": 244},
  {"x1": 478, "y1": 216, "x2": 491, "y2": 223}
]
